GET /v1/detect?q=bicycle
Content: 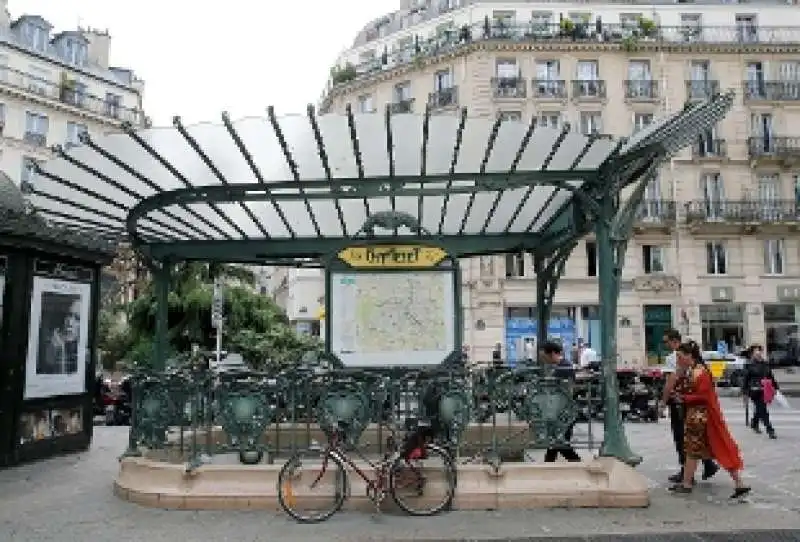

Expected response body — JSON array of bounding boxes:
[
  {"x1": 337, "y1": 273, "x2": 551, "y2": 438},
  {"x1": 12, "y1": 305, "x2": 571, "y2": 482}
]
[{"x1": 277, "y1": 415, "x2": 457, "y2": 523}]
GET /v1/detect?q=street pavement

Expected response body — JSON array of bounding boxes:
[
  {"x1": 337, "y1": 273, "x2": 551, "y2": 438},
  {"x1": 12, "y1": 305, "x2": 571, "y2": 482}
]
[{"x1": 0, "y1": 397, "x2": 798, "y2": 541}]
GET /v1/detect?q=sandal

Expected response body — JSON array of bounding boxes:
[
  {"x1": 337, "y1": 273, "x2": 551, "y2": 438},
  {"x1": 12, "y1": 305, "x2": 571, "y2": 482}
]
[{"x1": 730, "y1": 486, "x2": 751, "y2": 499}]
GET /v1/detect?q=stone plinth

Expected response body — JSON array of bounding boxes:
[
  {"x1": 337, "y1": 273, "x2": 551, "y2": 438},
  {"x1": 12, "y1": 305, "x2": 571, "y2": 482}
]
[{"x1": 114, "y1": 456, "x2": 649, "y2": 511}]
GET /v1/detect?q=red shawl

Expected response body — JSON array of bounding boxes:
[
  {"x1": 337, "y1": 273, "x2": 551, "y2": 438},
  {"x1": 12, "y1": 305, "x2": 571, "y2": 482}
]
[{"x1": 683, "y1": 366, "x2": 744, "y2": 472}]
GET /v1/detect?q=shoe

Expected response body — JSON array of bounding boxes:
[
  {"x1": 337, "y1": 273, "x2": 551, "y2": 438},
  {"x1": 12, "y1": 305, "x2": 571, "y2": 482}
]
[
  {"x1": 668, "y1": 484, "x2": 693, "y2": 494},
  {"x1": 702, "y1": 463, "x2": 719, "y2": 481},
  {"x1": 668, "y1": 471, "x2": 683, "y2": 483},
  {"x1": 767, "y1": 431, "x2": 777, "y2": 440},
  {"x1": 730, "y1": 486, "x2": 751, "y2": 499}
]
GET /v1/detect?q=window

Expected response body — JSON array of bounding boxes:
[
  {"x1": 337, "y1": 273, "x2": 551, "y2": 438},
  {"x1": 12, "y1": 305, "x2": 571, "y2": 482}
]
[
  {"x1": 627, "y1": 61, "x2": 653, "y2": 98},
  {"x1": 505, "y1": 253, "x2": 525, "y2": 278},
  {"x1": 394, "y1": 82, "x2": 411, "y2": 102},
  {"x1": 705, "y1": 241, "x2": 727, "y2": 275},
  {"x1": 536, "y1": 112, "x2": 560, "y2": 128},
  {"x1": 620, "y1": 13, "x2": 643, "y2": 34},
  {"x1": 530, "y1": 11, "x2": 553, "y2": 33},
  {"x1": 62, "y1": 39, "x2": 88, "y2": 66},
  {"x1": 642, "y1": 245, "x2": 665, "y2": 274},
  {"x1": 579, "y1": 112, "x2": 602, "y2": 135},
  {"x1": 66, "y1": 122, "x2": 87, "y2": 146},
  {"x1": 757, "y1": 174, "x2": 781, "y2": 220},
  {"x1": 498, "y1": 110, "x2": 522, "y2": 122},
  {"x1": 576, "y1": 60, "x2": 599, "y2": 80},
  {"x1": 20, "y1": 156, "x2": 39, "y2": 190},
  {"x1": 536, "y1": 60, "x2": 559, "y2": 80},
  {"x1": 105, "y1": 93, "x2": 122, "y2": 118},
  {"x1": 700, "y1": 173, "x2": 724, "y2": 218},
  {"x1": 356, "y1": 95, "x2": 374, "y2": 113},
  {"x1": 735, "y1": 14, "x2": 758, "y2": 43},
  {"x1": 680, "y1": 14, "x2": 702, "y2": 41},
  {"x1": 495, "y1": 59, "x2": 518, "y2": 79},
  {"x1": 27, "y1": 64, "x2": 50, "y2": 95},
  {"x1": 586, "y1": 241, "x2": 597, "y2": 277},
  {"x1": 434, "y1": 69, "x2": 453, "y2": 91},
  {"x1": 764, "y1": 239, "x2": 785, "y2": 275},
  {"x1": 25, "y1": 111, "x2": 48, "y2": 135},
  {"x1": 633, "y1": 113, "x2": 653, "y2": 132}
]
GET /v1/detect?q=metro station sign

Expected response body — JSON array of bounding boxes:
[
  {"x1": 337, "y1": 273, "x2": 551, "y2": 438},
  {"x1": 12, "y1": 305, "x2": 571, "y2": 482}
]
[{"x1": 337, "y1": 245, "x2": 447, "y2": 268}]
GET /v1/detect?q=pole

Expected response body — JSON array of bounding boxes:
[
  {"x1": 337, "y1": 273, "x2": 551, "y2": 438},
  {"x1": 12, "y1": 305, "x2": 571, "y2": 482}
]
[{"x1": 212, "y1": 278, "x2": 223, "y2": 364}]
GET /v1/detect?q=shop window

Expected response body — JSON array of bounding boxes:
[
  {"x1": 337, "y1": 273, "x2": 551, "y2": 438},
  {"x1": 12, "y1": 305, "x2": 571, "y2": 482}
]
[{"x1": 699, "y1": 303, "x2": 744, "y2": 352}]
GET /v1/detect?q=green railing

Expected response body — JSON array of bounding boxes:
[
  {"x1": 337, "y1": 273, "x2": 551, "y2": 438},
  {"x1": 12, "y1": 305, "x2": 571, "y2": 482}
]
[{"x1": 124, "y1": 364, "x2": 608, "y2": 470}]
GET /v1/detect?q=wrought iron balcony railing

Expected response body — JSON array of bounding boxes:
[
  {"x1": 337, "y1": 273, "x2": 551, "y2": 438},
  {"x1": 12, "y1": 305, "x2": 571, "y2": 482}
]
[
  {"x1": 491, "y1": 77, "x2": 526, "y2": 99},
  {"x1": 0, "y1": 65, "x2": 140, "y2": 124},
  {"x1": 327, "y1": 22, "x2": 800, "y2": 93},
  {"x1": 428, "y1": 86, "x2": 458, "y2": 108},
  {"x1": 693, "y1": 139, "x2": 727, "y2": 158},
  {"x1": 23, "y1": 131, "x2": 46, "y2": 147},
  {"x1": 532, "y1": 79, "x2": 566, "y2": 99},
  {"x1": 685, "y1": 199, "x2": 800, "y2": 223},
  {"x1": 389, "y1": 99, "x2": 414, "y2": 114},
  {"x1": 747, "y1": 137, "x2": 800, "y2": 159},
  {"x1": 624, "y1": 80, "x2": 659, "y2": 100},
  {"x1": 635, "y1": 199, "x2": 676, "y2": 224},
  {"x1": 686, "y1": 80, "x2": 720, "y2": 101},
  {"x1": 572, "y1": 80, "x2": 606, "y2": 100},
  {"x1": 743, "y1": 80, "x2": 800, "y2": 101}
]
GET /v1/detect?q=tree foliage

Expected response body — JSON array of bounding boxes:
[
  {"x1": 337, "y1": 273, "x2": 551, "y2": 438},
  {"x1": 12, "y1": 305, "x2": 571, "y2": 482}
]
[{"x1": 98, "y1": 262, "x2": 322, "y2": 370}]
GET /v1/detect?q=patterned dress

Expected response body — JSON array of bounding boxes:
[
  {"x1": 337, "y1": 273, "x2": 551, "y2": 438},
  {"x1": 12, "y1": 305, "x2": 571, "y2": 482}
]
[{"x1": 675, "y1": 364, "x2": 711, "y2": 460}]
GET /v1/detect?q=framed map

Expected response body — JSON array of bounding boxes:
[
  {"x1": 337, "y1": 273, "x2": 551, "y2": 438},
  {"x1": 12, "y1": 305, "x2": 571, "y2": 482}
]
[{"x1": 329, "y1": 271, "x2": 456, "y2": 367}]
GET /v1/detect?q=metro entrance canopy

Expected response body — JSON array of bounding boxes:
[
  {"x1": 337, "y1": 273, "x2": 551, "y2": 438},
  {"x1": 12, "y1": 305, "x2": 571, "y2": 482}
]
[
  {"x1": 24, "y1": 92, "x2": 735, "y2": 465},
  {"x1": 26, "y1": 93, "x2": 730, "y2": 264}
]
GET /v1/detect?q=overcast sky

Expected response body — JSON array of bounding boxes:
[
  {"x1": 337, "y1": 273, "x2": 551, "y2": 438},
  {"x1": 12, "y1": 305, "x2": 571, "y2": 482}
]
[{"x1": 15, "y1": 0, "x2": 397, "y2": 124}]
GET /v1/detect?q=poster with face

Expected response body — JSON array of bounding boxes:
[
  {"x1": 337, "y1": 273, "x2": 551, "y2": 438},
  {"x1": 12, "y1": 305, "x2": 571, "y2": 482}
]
[{"x1": 24, "y1": 277, "x2": 92, "y2": 399}]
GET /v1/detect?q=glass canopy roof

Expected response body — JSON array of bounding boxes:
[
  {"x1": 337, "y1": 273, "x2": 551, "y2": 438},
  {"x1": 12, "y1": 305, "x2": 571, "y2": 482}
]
[{"x1": 26, "y1": 92, "x2": 735, "y2": 261}]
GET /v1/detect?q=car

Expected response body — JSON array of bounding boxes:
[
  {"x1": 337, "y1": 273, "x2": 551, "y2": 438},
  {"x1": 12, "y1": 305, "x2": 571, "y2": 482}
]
[{"x1": 704, "y1": 350, "x2": 749, "y2": 388}]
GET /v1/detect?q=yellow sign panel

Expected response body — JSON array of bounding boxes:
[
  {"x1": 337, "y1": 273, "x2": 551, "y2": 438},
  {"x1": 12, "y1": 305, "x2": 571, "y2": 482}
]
[
  {"x1": 338, "y1": 245, "x2": 447, "y2": 268},
  {"x1": 708, "y1": 360, "x2": 726, "y2": 380}
]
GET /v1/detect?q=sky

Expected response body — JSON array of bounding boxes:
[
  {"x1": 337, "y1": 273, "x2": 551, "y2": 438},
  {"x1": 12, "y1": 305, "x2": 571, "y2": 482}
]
[{"x1": 13, "y1": 0, "x2": 397, "y2": 125}]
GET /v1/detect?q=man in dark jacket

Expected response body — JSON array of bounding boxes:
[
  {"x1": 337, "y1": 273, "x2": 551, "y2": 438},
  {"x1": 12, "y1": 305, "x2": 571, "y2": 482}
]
[
  {"x1": 741, "y1": 344, "x2": 779, "y2": 439},
  {"x1": 540, "y1": 341, "x2": 581, "y2": 462}
]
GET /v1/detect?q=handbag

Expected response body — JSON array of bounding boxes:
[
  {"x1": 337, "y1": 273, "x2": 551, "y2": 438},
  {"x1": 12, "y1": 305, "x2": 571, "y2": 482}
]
[
  {"x1": 774, "y1": 391, "x2": 791, "y2": 410},
  {"x1": 761, "y1": 377, "x2": 776, "y2": 404}
]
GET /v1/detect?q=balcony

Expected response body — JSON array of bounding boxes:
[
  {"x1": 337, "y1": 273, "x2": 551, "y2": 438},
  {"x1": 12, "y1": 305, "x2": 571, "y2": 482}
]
[
  {"x1": 0, "y1": 65, "x2": 140, "y2": 124},
  {"x1": 531, "y1": 79, "x2": 566, "y2": 99},
  {"x1": 686, "y1": 80, "x2": 720, "y2": 101},
  {"x1": 23, "y1": 131, "x2": 46, "y2": 147},
  {"x1": 634, "y1": 199, "x2": 676, "y2": 230},
  {"x1": 692, "y1": 139, "x2": 727, "y2": 159},
  {"x1": 491, "y1": 77, "x2": 526, "y2": 99},
  {"x1": 624, "y1": 80, "x2": 659, "y2": 101},
  {"x1": 572, "y1": 80, "x2": 606, "y2": 100},
  {"x1": 748, "y1": 137, "x2": 800, "y2": 164},
  {"x1": 428, "y1": 86, "x2": 458, "y2": 108},
  {"x1": 743, "y1": 80, "x2": 800, "y2": 102},
  {"x1": 389, "y1": 99, "x2": 414, "y2": 114},
  {"x1": 685, "y1": 200, "x2": 800, "y2": 225}
]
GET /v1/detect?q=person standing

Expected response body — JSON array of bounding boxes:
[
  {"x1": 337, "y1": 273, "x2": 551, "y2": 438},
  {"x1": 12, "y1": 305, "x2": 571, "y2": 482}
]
[
  {"x1": 661, "y1": 329, "x2": 718, "y2": 484},
  {"x1": 669, "y1": 341, "x2": 750, "y2": 499},
  {"x1": 741, "y1": 344, "x2": 779, "y2": 439},
  {"x1": 541, "y1": 341, "x2": 582, "y2": 463}
]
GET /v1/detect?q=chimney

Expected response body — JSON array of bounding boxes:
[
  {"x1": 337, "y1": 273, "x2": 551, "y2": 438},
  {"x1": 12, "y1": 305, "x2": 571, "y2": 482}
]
[{"x1": 82, "y1": 27, "x2": 111, "y2": 69}]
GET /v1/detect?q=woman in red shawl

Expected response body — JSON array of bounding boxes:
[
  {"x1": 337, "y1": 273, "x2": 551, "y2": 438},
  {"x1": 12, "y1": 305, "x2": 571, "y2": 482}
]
[{"x1": 669, "y1": 340, "x2": 751, "y2": 499}]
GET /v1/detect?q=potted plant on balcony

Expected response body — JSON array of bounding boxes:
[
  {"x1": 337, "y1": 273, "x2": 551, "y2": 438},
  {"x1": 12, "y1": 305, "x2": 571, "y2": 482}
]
[
  {"x1": 330, "y1": 64, "x2": 357, "y2": 85},
  {"x1": 638, "y1": 16, "x2": 657, "y2": 39},
  {"x1": 59, "y1": 72, "x2": 77, "y2": 103},
  {"x1": 559, "y1": 17, "x2": 575, "y2": 38}
]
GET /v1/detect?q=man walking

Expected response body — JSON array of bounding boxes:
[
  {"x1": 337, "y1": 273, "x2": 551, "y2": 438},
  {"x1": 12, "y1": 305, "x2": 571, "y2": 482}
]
[
  {"x1": 741, "y1": 344, "x2": 779, "y2": 439},
  {"x1": 661, "y1": 329, "x2": 718, "y2": 483},
  {"x1": 541, "y1": 341, "x2": 582, "y2": 463}
]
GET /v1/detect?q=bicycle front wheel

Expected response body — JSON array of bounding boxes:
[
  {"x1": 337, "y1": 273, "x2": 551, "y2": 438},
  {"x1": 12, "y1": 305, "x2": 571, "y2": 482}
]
[
  {"x1": 389, "y1": 443, "x2": 456, "y2": 516},
  {"x1": 277, "y1": 448, "x2": 347, "y2": 523}
]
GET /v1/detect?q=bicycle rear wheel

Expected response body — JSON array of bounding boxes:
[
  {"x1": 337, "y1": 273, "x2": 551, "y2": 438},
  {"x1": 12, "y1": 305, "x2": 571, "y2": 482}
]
[
  {"x1": 389, "y1": 443, "x2": 455, "y2": 516},
  {"x1": 277, "y1": 448, "x2": 347, "y2": 523}
]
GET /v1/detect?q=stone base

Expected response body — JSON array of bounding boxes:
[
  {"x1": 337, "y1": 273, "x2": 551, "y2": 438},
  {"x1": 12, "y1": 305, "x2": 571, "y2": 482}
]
[{"x1": 114, "y1": 456, "x2": 649, "y2": 511}]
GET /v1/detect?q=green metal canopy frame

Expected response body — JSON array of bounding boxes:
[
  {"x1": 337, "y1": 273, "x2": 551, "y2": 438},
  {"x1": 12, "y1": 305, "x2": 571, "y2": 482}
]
[{"x1": 27, "y1": 92, "x2": 736, "y2": 466}]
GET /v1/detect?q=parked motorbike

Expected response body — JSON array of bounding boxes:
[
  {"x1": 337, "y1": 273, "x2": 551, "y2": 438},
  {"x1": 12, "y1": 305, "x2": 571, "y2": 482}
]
[{"x1": 104, "y1": 376, "x2": 132, "y2": 426}]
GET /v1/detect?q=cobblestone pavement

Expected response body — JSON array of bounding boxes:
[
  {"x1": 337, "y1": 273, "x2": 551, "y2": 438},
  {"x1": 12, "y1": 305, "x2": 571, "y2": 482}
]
[{"x1": 0, "y1": 397, "x2": 798, "y2": 542}]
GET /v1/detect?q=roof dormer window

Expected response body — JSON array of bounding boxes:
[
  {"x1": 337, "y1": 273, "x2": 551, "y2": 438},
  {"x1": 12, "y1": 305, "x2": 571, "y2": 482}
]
[
  {"x1": 63, "y1": 39, "x2": 88, "y2": 66},
  {"x1": 23, "y1": 22, "x2": 49, "y2": 52}
]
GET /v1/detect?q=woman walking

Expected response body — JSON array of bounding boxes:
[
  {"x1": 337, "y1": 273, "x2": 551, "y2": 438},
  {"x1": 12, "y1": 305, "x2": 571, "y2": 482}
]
[{"x1": 669, "y1": 340, "x2": 751, "y2": 499}]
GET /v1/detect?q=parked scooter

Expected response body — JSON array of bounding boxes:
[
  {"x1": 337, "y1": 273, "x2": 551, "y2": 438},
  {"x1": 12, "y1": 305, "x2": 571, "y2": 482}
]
[{"x1": 104, "y1": 375, "x2": 132, "y2": 426}]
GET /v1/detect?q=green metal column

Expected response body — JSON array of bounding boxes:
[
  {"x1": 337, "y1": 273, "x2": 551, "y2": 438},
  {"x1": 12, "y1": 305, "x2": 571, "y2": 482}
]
[
  {"x1": 595, "y1": 195, "x2": 642, "y2": 466},
  {"x1": 152, "y1": 260, "x2": 171, "y2": 371}
]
